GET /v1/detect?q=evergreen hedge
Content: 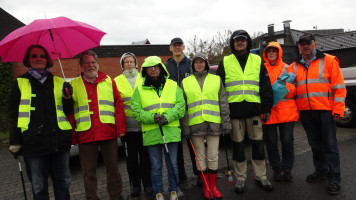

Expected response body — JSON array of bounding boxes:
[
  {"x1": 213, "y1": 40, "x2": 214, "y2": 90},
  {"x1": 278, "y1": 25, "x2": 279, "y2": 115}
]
[{"x1": 0, "y1": 61, "x2": 13, "y2": 133}]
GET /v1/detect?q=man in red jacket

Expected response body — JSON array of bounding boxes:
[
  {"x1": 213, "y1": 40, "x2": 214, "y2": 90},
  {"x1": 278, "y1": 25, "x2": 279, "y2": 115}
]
[{"x1": 70, "y1": 50, "x2": 126, "y2": 200}]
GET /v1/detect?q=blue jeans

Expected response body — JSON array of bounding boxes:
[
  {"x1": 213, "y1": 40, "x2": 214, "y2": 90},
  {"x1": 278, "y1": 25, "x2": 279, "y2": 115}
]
[
  {"x1": 146, "y1": 142, "x2": 178, "y2": 195},
  {"x1": 24, "y1": 151, "x2": 71, "y2": 200},
  {"x1": 263, "y1": 122, "x2": 295, "y2": 171},
  {"x1": 300, "y1": 110, "x2": 341, "y2": 182}
]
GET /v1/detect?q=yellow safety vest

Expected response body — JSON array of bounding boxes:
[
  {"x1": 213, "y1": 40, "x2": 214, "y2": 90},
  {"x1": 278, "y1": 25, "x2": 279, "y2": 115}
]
[
  {"x1": 71, "y1": 76, "x2": 115, "y2": 132},
  {"x1": 114, "y1": 74, "x2": 143, "y2": 117},
  {"x1": 17, "y1": 77, "x2": 72, "y2": 132},
  {"x1": 137, "y1": 79, "x2": 179, "y2": 133},
  {"x1": 182, "y1": 74, "x2": 222, "y2": 126},
  {"x1": 223, "y1": 54, "x2": 261, "y2": 103}
]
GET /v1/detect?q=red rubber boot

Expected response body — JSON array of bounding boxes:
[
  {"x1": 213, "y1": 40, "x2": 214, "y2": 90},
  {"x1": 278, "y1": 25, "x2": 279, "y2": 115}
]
[{"x1": 209, "y1": 170, "x2": 222, "y2": 199}]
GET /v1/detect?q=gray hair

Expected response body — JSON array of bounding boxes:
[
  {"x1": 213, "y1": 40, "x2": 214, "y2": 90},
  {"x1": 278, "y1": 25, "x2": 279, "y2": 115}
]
[{"x1": 79, "y1": 50, "x2": 99, "y2": 65}]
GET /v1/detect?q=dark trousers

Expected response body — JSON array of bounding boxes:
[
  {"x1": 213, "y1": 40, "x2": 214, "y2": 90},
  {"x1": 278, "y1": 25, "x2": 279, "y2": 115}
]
[
  {"x1": 263, "y1": 122, "x2": 295, "y2": 171},
  {"x1": 300, "y1": 110, "x2": 341, "y2": 182},
  {"x1": 121, "y1": 131, "x2": 152, "y2": 188},
  {"x1": 177, "y1": 136, "x2": 199, "y2": 182},
  {"x1": 78, "y1": 139, "x2": 122, "y2": 200}
]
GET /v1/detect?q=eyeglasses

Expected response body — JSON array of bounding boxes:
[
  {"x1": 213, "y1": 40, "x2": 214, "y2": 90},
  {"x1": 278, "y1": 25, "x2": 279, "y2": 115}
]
[
  {"x1": 147, "y1": 66, "x2": 160, "y2": 70},
  {"x1": 84, "y1": 61, "x2": 97, "y2": 65},
  {"x1": 30, "y1": 54, "x2": 46, "y2": 59}
]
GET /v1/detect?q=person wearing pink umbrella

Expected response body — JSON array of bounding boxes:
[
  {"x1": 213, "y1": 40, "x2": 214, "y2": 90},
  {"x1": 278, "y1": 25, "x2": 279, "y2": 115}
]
[
  {"x1": 8, "y1": 44, "x2": 73, "y2": 200},
  {"x1": 69, "y1": 50, "x2": 126, "y2": 200}
]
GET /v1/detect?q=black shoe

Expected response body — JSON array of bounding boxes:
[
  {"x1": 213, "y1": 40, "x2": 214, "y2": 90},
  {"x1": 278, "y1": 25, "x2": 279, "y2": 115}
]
[
  {"x1": 255, "y1": 178, "x2": 273, "y2": 191},
  {"x1": 130, "y1": 186, "x2": 141, "y2": 197},
  {"x1": 283, "y1": 171, "x2": 293, "y2": 182},
  {"x1": 327, "y1": 182, "x2": 340, "y2": 195},
  {"x1": 306, "y1": 172, "x2": 327, "y2": 183},
  {"x1": 273, "y1": 168, "x2": 282, "y2": 182},
  {"x1": 144, "y1": 186, "x2": 153, "y2": 195},
  {"x1": 196, "y1": 176, "x2": 202, "y2": 187}
]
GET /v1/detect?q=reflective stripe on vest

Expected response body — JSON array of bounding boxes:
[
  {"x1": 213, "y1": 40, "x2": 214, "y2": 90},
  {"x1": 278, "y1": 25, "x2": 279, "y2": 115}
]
[
  {"x1": 223, "y1": 54, "x2": 261, "y2": 103},
  {"x1": 182, "y1": 74, "x2": 221, "y2": 126},
  {"x1": 17, "y1": 77, "x2": 72, "y2": 132},
  {"x1": 71, "y1": 76, "x2": 115, "y2": 132},
  {"x1": 114, "y1": 74, "x2": 143, "y2": 117},
  {"x1": 137, "y1": 79, "x2": 179, "y2": 132}
]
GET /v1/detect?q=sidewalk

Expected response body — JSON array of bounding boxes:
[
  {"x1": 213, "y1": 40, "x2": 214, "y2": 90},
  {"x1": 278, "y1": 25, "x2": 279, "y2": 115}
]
[{"x1": 0, "y1": 122, "x2": 355, "y2": 200}]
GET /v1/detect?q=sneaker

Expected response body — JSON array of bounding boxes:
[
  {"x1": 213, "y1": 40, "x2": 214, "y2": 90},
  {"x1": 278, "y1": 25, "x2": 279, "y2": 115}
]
[
  {"x1": 327, "y1": 182, "x2": 340, "y2": 195},
  {"x1": 255, "y1": 178, "x2": 273, "y2": 191},
  {"x1": 283, "y1": 171, "x2": 293, "y2": 182},
  {"x1": 156, "y1": 192, "x2": 165, "y2": 200},
  {"x1": 234, "y1": 180, "x2": 247, "y2": 193},
  {"x1": 306, "y1": 172, "x2": 327, "y2": 183},
  {"x1": 170, "y1": 191, "x2": 178, "y2": 200},
  {"x1": 273, "y1": 168, "x2": 282, "y2": 182}
]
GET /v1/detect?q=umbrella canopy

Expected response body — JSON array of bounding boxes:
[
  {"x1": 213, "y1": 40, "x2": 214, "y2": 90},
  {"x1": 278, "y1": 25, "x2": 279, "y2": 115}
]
[{"x1": 0, "y1": 16, "x2": 106, "y2": 62}]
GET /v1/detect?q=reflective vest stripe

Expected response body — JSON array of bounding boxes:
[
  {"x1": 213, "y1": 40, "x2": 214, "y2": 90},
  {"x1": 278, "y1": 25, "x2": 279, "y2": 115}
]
[
  {"x1": 100, "y1": 110, "x2": 115, "y2": 116},
  {"x1": 187, "y1": 99, "x2": 219, "y2": 109},
  {"x1": 188, "y1": 110, "x2": 220, "y2": 120},
  {"x1": 74, "y1": 105, "x2": 89, "y2": 114},
  {"x1": 227, "y1": 90, "x2": 260, "y2": 97},
  {"x1": 143, "y1": 103, "x2": 175, "y2": 111},
  {"x1": 18, "y1": 112, "x2": 29, "y2": 117},
  {"x1": 297, "y1": 92, "x2": 333, "y2": 99},
  {"x1": 225, "y1": 80, "x2": 259, "y2": 87},
  {"x1": 334, "y1": 97, "x2": 346, "y2": 102},
  {"x1": 20, "y1": 99, "x2": 30, "y2": 105},
  {"x1": 99, "y1": 100, "x2": 114, "y2": 107},
  {"x1": 76, "y1": 116, "x2": 90, "y2": 124},
  {"x1": 332, "y1": 84, "x2": 346, "y2": 89},
  {"x1": 297, "y1": 79, "x2": 330, "y2": 85},
  {"x1": 122, "y1": 97, "x2": 131, "y2": 102},
  {"x1": 124, "y1": 105, "x2": 131, "y2": 109}
]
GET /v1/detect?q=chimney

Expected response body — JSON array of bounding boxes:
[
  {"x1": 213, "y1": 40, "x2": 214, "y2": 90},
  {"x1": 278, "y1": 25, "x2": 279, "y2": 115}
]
[
  {"x1": 268, "y1": 24, "x2": 274, "y2": 36},
  {"x1": 282, "y1": 20, "x2": 292, "y2": 34}
]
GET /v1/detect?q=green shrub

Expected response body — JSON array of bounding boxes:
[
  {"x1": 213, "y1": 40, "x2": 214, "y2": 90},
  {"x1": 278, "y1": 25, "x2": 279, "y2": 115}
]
[{"x1": 0, "y1": 61, "x2": 13, "y2": 132}]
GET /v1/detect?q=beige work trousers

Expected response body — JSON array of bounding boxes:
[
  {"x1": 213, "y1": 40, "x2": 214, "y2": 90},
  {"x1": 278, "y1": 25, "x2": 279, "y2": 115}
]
[
  {"x1": 230, "y1": 116, "x2": 267, "y2": 181},
  {"x1": 191, "y1": 135, "x2": 220, "y2": 171}
]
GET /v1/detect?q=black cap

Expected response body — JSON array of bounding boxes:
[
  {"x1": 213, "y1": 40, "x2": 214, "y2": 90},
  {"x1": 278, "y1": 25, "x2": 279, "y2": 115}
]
[
  {"x1": 298, "y1": 34, "x2": 315, "y2": 43},
  {"x1": 170, "y1": 37, "x2": 184, "y2": 45}
]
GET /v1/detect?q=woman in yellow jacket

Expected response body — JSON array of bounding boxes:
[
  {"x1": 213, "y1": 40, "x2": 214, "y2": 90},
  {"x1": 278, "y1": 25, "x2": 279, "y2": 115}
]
[{"x1": 262, "y1": 42, "x2": 299, "y2": 182}]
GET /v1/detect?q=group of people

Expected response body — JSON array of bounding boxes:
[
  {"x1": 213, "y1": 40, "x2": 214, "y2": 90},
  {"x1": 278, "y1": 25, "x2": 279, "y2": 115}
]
[{"x1": 8, "y1": 29, "x2": 346, "y2": 200}]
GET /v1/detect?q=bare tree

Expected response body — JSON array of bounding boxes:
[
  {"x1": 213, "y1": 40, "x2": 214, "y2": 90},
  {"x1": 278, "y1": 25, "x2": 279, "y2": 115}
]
[{"x1": 187, "y1": 30, "x2": 232, "y2": 65}]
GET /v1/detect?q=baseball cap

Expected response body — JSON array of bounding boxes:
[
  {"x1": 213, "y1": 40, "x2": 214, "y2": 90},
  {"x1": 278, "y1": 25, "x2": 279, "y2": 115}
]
[
  {"x1": 170, "y1": 37, "x2": 184, "y2": 45},
  {"x1": 298, "y1": 34, "x2": 315, "y2": 43}
]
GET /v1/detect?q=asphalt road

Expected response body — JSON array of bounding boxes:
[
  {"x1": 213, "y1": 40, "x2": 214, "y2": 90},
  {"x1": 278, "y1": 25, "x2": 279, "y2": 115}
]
[{"x1": 0, "y1": 122, "x2": 355, "y2": 200}]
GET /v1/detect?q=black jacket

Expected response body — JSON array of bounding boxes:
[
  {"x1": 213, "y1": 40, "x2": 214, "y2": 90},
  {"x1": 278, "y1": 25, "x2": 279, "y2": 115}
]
[
  {"x1": 216, "y1": 30, "x2": 273, "y2": 119},
  {"x1": 165, "y1": 55, "x2": 192, "y2": 85},
  {"x1": 8, "y1": 72, "x2": 73, "y2": 157}
]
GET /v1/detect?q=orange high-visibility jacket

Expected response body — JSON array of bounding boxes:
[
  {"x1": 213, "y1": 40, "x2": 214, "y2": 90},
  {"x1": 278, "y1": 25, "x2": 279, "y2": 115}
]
[
  {"x1": 287, "y1": 51, "x2": 346, "y2": 117},
  {"x1": 262, "y1": 42, "x2": 299, "y2": 124}
]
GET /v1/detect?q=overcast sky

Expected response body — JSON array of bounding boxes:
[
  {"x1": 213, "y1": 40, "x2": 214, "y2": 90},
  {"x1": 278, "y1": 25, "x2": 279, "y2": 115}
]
[{"x1": 1, "y1": 0, "x2": 356, "y2": 47}]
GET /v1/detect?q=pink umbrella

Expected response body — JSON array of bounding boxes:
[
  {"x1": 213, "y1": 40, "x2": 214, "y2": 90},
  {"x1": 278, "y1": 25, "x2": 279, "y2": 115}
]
[{"x1": 0, "y1": 16, "x2": 106, "y2": 78}]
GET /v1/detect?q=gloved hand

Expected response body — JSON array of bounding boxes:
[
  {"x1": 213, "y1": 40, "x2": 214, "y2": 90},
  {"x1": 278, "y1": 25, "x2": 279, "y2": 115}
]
[
  {"x1": 157, "y1": 114, "x2": 168, "y2": 126},
  {"x1": 223, "y1": 129, "x2": 231, "y2": 136},
  {"x1": 154, "y1": 113, "x2": 161, "y2": 123},
  {"x1": 63, "y1": 82, "x2": 73, "y2": 98},
  {"x1": 262, "y1": 113, "x2": 271, "y2": 123},
  {"x1": 9, "y1": 145, "x2": 22, "y2": 159}
]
